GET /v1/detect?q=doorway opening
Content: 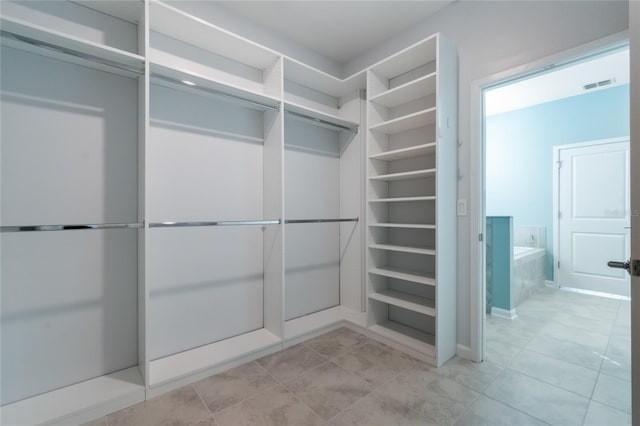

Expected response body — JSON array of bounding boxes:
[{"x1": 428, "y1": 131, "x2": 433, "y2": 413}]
[{"x1": 480, "y1": 45, "x2": 632, "y2": 423}]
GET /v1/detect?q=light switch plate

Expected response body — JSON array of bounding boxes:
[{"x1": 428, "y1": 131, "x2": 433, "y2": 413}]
[{"x1": 457, "y1": 199, "x2": 468, "y2": 216}]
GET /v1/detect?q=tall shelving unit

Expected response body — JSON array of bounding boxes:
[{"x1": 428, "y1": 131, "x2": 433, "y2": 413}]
[
  {"x1": 366, "y1": 35, "x2": 458, "y2": 366},
  {"x1": 0, "y1": 2, "x2": 457, "y2": 423}
]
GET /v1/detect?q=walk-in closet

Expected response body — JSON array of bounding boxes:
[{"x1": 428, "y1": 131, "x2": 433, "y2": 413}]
[{"x1": 0, "y1": 1, "x2": 457, "y2": 424}]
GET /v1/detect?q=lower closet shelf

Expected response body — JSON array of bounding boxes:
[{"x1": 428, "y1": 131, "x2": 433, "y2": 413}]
[
  {"x1": 369, "y1": 321, "x2": 436, "y2": 358},
  {"x1": 1, "y1": 366, "x2": 145, "y2": 426},
  {"x1": 369, "y1": 290, "x2": 436, "y2": 316},
  {"x1": 369, "y1": 243, "x2": 435, "y2": 255},
  {"x1": 369, "y1": 267, "x2": 436, "y2": 286},
  {"x1": 149, "y1": 329, "x2": 281, "y2": 388}
]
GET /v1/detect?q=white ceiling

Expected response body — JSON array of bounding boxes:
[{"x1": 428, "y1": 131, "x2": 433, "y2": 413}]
[
  {"x1": 217, "y1": 1, "x2": 453, "y2": 64},
  {"x1": 485, "y1": 48, "x2": 630, "y2": 116}
]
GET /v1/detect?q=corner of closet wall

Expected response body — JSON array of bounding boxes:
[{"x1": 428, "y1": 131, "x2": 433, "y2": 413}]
[{"x1": 0, "y1": 1, "x2": 147, "y2": 425}]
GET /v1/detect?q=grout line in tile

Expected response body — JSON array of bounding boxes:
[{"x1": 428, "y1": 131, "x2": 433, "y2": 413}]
[
  {"x1": 278, "y1": 380, "x2": 329, "y2": 423},
  {"x1": 190, "y1": 383, "x2": 219, "y2": 425},
  {"x1": 209, "y1": 382, "x2": 283, "y2": 418},
  {"x1": 503, "y1": 362, "x2": 595, "y2": 401},
  {"x1": 480, "y1": 393, "x2": 554, "y2": 426},
  {"x1": 589, "y1": 371, "x2": 633, "y2": 415}
]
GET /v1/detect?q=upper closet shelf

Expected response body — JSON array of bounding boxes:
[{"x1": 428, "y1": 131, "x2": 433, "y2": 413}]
[
  {"x1": 369, "y1": 72, "x2": 437, "y2": 108},
  {"x1": 284, "y1": 57, "x2": 366, "y2": 98},
  {"x1": 370, "y1": 168, "x2": 435, "y2": 182},
  {"x1": 70, "y1": 1, "x2": 142, "y2": 24},
  {"x1": 0, "y1": 16, "x2": 145, "y2": 75},
  {"x1": 370, "y1": 108, "x2": 436, "y2": 135},
  {"x1": 150, "y1": 61, "x2": 281, "y2": 111},
  {"x1": 369, "y1": 143, "x2": 436, "y2": 161},
  {"x1": 284, "y1": 101, "x2": 359, "y2": 132},
  {"x1": 369, "y1": 35, "x2": 437, "y2": 79},
  {"x1": 150, "y1": 1, "x2": 280, "y2": 70}
]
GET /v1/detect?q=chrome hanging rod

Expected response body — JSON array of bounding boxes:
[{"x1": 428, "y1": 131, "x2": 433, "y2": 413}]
[
  {"x1": 285, "y1": 110, "x2": 358, "y2": 133},
  {"x1": 0, "y1": 30, "x2": 145, "y2": 75},
  {"x1": 0, "y1": 222, "x2": 144, "y2": 233},
  {"x1": 150, "y1": 219, "x2": 281, "y2": 228},
  {"x1": 151, "y1": 74, "x2": 280, "y2": 112},
  {"x1": 285, "y1": 218, "x2": 359, "y2": 224}
]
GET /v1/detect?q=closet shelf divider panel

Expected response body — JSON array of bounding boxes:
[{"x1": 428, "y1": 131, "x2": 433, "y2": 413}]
[
  {"x1": 369, "y1": 107, "x2": 437, "y2": 135},
  {"x1": 369, "y1": 290, "x2": 436, "y2": 317},
  {"x1": 369, "y1": 267, "x2": 436, "y2": 286},
  {"x1": 284, "y1": 57, "x2": 366, "y2": 99},
  {"x1": 369, "y1": 143, "x2": 436, "y2": 161},
  {"x1": 0, "y1": 16, "x2": 145, "y2": 74},
  {"x1": 369, "y1": 72, "x2": 437, "y2": 108}
]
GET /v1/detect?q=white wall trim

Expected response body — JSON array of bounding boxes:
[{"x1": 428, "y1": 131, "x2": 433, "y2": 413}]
[
  {"x1": 490, "y1": 307, "x2": 517, "y2": 320},
  {"x1": 456, "y1": 344, "x2": 472, "y2": 360},
  {"x1": 469, "y1": 30, "x2": 629, "y2": 363}
]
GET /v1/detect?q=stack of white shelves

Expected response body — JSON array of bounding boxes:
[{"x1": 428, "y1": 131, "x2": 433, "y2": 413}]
[{"x1": 366, "y1": 34, "x2": 458, "y2": 366}]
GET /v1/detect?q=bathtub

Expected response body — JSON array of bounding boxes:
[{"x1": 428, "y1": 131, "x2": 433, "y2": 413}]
[{"x1": 512, "y1": 246, "x2": 545, "y2": 307}]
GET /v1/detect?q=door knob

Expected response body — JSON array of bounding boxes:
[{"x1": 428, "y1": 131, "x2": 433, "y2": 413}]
[{"x1": 608, "y1": 259, "x2": 630, "y2": 275}]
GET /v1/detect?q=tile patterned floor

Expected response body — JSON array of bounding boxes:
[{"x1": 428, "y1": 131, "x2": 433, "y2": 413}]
[{"x1": 85, "y1": 288, "x2": 631, "y2": 426}]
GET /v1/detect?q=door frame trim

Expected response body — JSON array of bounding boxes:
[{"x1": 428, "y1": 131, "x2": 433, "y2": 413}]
[
  {"x1": 469, "y1": 31, "x2": 629, "y2": 363},
  {"x1": 552, "y1": 137, "x2": 630, "y2": 291}
]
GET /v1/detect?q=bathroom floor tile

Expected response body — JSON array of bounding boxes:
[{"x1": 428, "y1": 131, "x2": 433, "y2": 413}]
[
  {"x1": 538, "y1": 322, "x2": 610, "y2": 352},
  {"x1": 303, "y1": 327, "x2": 371, "y2": 359},
  {"x1": 583, "y1": 400, "x2": 631, "y2": 426},
  {"x1": 434, "y1": 356, "x2": 503, "y2": 393},
  {"x1": 509, "y1": 349, "x2": 598, "y2": 397},
  {"x1": 257, "y1": 343, "x2": 327, "y2": 382},
  {"x1": 192, "y1": 361, "x2": 278, "y2": 413},
  {"x1": 108, "y1": 385, "x2": 214, "y2": 426},
  {"x1": 592, "y1": 373, "x2": 631, "y2": 413},
  {"x1": 332, "y1": 340, "x2": 417, "y2": 386},
  {"x1": 484, "y1": 370, "x2": 589, "y2": 426},
  {"x1": 454, "y1": 395, "x2": 547, "y2": 426},
  {"x1": 600, "y1": 333, "x2": 631, "y2": 381},
  {"x1": 214, "y1": 385, "x2": 324, "y2": 426},
  {"x1": 525, "y1": 333, "x2": 603, "y2": 371},
  {"x1": 484, "y1": 335, "x2": 523, "y2": 365},
  {"x1": 286, "y1": 361, "x2": 373, "y2": 420}
]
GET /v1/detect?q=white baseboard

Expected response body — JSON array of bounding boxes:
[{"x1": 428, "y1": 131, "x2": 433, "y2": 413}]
[
  {"x1": 456, "y1": 344, "x2": 472, "y2": 360},
  {"x1": 545, "y1": 280, "x2": 558, "y2": 288},
  {"x1": 491, "y1": 307, "x2": 517, "y2": 320}
]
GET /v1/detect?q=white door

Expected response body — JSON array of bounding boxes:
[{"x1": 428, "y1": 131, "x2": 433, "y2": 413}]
[{"x1": 556, "y1": 139, "x2": 631, "y2": 296}]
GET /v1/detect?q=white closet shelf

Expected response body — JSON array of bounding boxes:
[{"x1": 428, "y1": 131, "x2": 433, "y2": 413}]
[
  {"x1": 369, "y1": 196, "x2": 436, "y2": 203},
  {"x1": 0, "y1": 16, "x2": 145, "y2": 74},
  {"x1": 369, "y1": 243, "x2": 435, "y2": 255},
  {"x1": 369, "y1": 223, "x2": 436, "y2": 229},
  {"x1": 284, "y1": 57, "x2": 366, "y2": 98},
  {"x1": 369, "y1": 321, "x2": 436, "y2": 358},
  {"x1": 369, "y1": 267, "x2": 436, "y2": 286},
  {"x1": 149, "y1": 328, "x2": 281, "y2": 388},
  {"x1": 284, "y1": 101, "x2": 359, "y2": 131},
  {"x1": 150, "y1": 1, "x2": 280, "y2": 70},
  {"x1": 369, "y1": 168, "x2": 435, "y2": 181},
  {"x1": 370, "y1": 72, "x2": 437, "y2": 108},
  {"x1": 369, "y1": 35, "x2": 438, "y2": 79},
  {"x1": 150, "y1": 61, "x2": 281, "y2": 110},
  {"x1": 70, "y1": 1, "x2": 142, "y2": 24},
  {"x1": 369, "y1": 290, "x2": 436, "y2": 317},
  {"x1": 370, "y1": 108, "x2": 437, "y2": 135},
  {"x1": 370, "y1": 143, "x2": 437, "y2": 162},
  {"x1": 1, "y1": 366, "x2": 145, "y2": 426}
]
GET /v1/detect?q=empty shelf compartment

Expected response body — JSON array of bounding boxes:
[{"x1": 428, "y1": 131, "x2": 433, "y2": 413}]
[
  {"x1": 369, "y1": 267, "x2": 435, "y2": 286},
  {"x1": 369, "y1": 143, "x2": 436, "y2": 161}
]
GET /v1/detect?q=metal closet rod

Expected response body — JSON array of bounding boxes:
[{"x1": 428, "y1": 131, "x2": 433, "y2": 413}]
[
  {"x1": 150, "y1": 220, "x2": 281, "y2": 228},
  {"x1": 285, "y1": 110, "x2": 358, "y2": 133},
  {"x1": 285, "y1": 218, "x2": 359, "y2": 224},
  {"x1": 0, "y1": 223, "x2": 144, "y2": 233},
  {"x1": 0, "y1": 30, "x2": 145, "y2": 75},
  {"x1": 152, "y1": 74, "x2": 280, "y2": 112}
]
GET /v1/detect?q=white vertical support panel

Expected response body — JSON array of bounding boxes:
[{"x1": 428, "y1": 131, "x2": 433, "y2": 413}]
[
  {"x1": 339, "y1": 92, "x2": 364, "y2": 311},
  {"x1": 629, "y1": 0, "x2": 640, "y2": 421},
  {"x1": 138, "y1": 0, "x2": 149, "y2": 389},
  {"x1": 263, "y1": 57, "x2": 285, "y2": 338},
  {"x1": 434, "y1": 34, "x2": 458, "y2": 366}
]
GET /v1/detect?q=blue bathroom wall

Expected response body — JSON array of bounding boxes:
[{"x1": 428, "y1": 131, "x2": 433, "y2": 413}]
[
  {"x1": 486, "y1": 216, "x2": 512, "y2": 311},
  {"x1": 486, "y1": 84, "x2": 630, "y2": 280}
]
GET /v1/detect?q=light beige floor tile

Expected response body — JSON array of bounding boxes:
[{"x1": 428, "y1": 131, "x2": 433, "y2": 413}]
[
  {"x1": 454, "y1": 395, "x2": 547, "y2": 426},
  {"x1": 484, "y1": 318, "x2": 538, "y2": 348},
  {"x1": 286, "y1": 361, "x2": 373, "y2": 420},
  {"x1": 525, "y1": 333, "x2": 603, "y2": 371},
  {"x1": 385, "y1": 365, "x2": 480, "y2": 425},
  {"x1": 214, "y1": 385, "x2": 324, "y2": 426},
  {"x1": 484, "y1": 370, "x2": 589, "y2": 426},
  {"x1": 257, "y1": 343, "x2": 327, "y2": 382},
  {"x1": 600, "y1": 333, "x2": 631, "y2": 381},
  {"x1": 592, "y1": 373, "x2": 631, "y2": 413},
  {"x1": 434, "y1": 356, "x2": 503, "y2": 393},
  {"x1": 509, "y1": 349, "x2": 598, "y2": 397},
  {"x1": 552, "y1": 311, "x2": 615, "y2": 336},
  {"x1": 108, "y1": 385, "x2": 214, "y2": 426},
  {"x1": 81, "y1": 417, "x2": 107, "y2": 426},
  {"x1": 538, "y1": 322, "x2": 610, "y2": 352},
  {"x1": 583, "y1": 400, "x2": 631, "y2": 426},
  {"x1": 484, "y1": 336, "x2": 523, "y2": 365},
  {"x1": 326, "y1": 389, "x2": 427, "y2": 426},
  {"x1": 332, "y1": 340, "x2": 416, "y2": 386},
  {"x1": 192, "y1": 361, "x2": 278, "y2": 413},
  {"x1": 303, "y1": 327, "x2": 370, "y2": 359}
]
